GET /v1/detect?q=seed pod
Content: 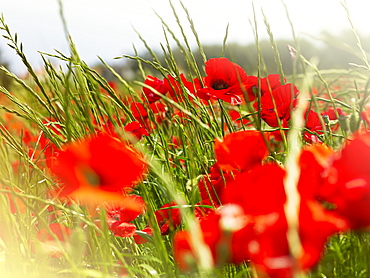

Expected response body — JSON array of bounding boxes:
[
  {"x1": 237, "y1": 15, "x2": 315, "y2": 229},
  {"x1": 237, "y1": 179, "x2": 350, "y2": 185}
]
[
  {"x1": 349, "y1": 112, "x2": 359, "y2": 133},
  {"x1": 338, "y1": 115, "x2": 349, "y2": 133}
]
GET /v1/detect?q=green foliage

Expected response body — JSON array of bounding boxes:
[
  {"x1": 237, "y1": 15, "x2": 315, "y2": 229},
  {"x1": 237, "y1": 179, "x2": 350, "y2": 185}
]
[{"x1": 0, "y1": 1, "x2": 369, "y2": 278}]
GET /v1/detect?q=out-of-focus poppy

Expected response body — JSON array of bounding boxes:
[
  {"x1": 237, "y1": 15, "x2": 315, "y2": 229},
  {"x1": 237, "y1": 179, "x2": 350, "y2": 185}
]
[
  {"x1": 321, "y1": 132, "x2": 370, "y2": 229},
  {"x1": 221, "y1": 163, "x2": 286, "y2": 215},
  {"x1": 197, "y1": 164, "x2": 235, "y2": 207},
  {"x1": 361, "y1": 103, "x2": 370, "y2": 128},
  {"x1": 35, "y1": 223, "x2": 73, "y2": 258},
  {"x1": 48, "y1": 133, "x2": 147, "y2": 206},
  {"x1": 214, "y1": 130, "x2": 268, "y2": 172},
  {"x1": 173, "y1": 204, "x2": 251, "y2": 270},
  {"x1": 298, "y1": 144, "x2": 333, "y2": 198}
]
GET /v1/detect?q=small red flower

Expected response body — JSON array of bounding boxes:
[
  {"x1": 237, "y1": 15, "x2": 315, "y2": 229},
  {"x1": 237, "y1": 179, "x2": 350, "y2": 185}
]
[
  {"x1": 164, "y1": 74, "x2": 197, "y2": 103},
  {"x1": 105, "y1": 195, "x2": 145, "y2": 223},
  {"x1": 299, "y1": 200, "x2": 348, "y2": 269},
  {"x1": 246, "y1": 74, "x2": 285, "y2": 99},
  {"x1": 256, "y1": 83, "x2": 299, "y2": 127},
  {"x1": 228, "y1": 110, "x2": 251, "y2": 127},
  {"x1": 321, "y1": 107, "x2": 346, "y2": 121},
  {"x1": 142, "y1": 75, "x2": 168, "y2": 103},
  {"x1": 107, "y1": 221, "x2": 137, "y2": 237},
  {"x1": 361, "y1": 103, "x2": 370, "y2": 128},
  {"x1": 130, "y1": 102, "x2": 167, "y2": 129},
  {"x1": 124, "y1": 121, "x2": 149, "y2": 140},
  {"x1": 197, "y1": 164, "x2": 235, "y2": 207},
  {"x1": 133, "y1": 202, "x2": 183, "y2": 244},
  {"x1": 155, "y1": 202, "x2": 182, "y2": 235},
  {"x1": 131, "y1": 102, "x2": 148, "y2": 121},
  {"x1": 134, "y1": 226, "x2": 153, "y2": 244},
  {"x1": 304, "y1": 110, "x2": 324, "y2": 143}
]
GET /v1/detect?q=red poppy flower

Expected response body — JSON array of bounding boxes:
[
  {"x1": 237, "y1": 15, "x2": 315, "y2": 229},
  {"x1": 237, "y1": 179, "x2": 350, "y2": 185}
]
[
  {"x1": 361, "y1": 103, "x2": 370, "y2": 128},
  {"x1": 245, "y1": 74, "x2": 285, "y2": 99},
  {"x1": 107, "y1": 221, "x2": 137, "y2": 237},
  {"x1": 36, "y1": 223, "x2": 72, "y2": 242},
  {"x1": 131, "y1": 102, "x2": 148, "y2": 121},
  {"x1": 298, "y1": 144, "x2": 334, "y2": 198},
  {"x1": 193, "y1": 199, "x2": 217, "y2": 219},
  {"x1": 228, "y1": 110, "x2": 251, "y2": 128},
  {"x1": 214, "y1": 130, "x2": 268, "y2": 172},
  {"x1": 321, "y1": 107, "x2": 347, "y2": 132},
  {"x1": 124, "y1": 121, "x2": 149, "y2": 140},
  {"x1": 197, "y1": 164, "x2": 235, "y2": 206},
  {"x1": 173, "y1": 230, "x2": 196, "y2": 270},
  {"x1": 248, "y1": 200, "x2": 347, "y2": 278},
  {"x1": 175, "y1": 155, "x2": 348, "y2": 276},
  {"x1": 35, "y1": 223, "x2": 73, "y2": 258},
  {"x1": 304, "y1": 110, "x2": 324, "y2": 143},
  {"x1": 134, "y1": 226, "x2": 153, "y2": 244},
  {"x1": 91, "y1": 196, "x2": 144, "y2": 238},
  {"x1": 173, "y1": 204, "x2": 252, "y2": 270},
  {"x1": 321, "y1": 132, "x2": 370, "y2": 228},
  {"x1": 164, "y1": 74, "x2": 198, "y2": 103},
  {"x1": 256, "y1": 83, "x2": 299, "y2": 127},
  {"x1": 133, "y1": 202, "x2": 183, "y2": 244},
  {"x1": 197, "y1": 58, "x2": 252, "y2": 105},
  {"x1": 299, "y1": 200, "x2": 348, "y2": 269},
  {"x1": 221, "y1": 163, "x2": 286, "y2": 215},
  {"x1": 259, "y1": 74, "x2": 285, "y2": 95},
  {"x1": 154, "y1": 202, "x2": 182, "y2": 235},
  {"x1": 49, "y1": 133, "x2": 147, "y2": 205},
  {"x1": 130, "y1": 101, "x2": 167, "y2": 129},
  {"x1": 1, "y1": 186, "x2": 26, "y2": 214},
  {"x1": 105, "y1": 195, "x2": 144, "y2": 222},
  {"x1": 321, "y1": 107, "x2": 346, "y2": 121},
  {"x1": 142, "y1": 75, "x2": 168, "y2": 103},
  {"x1": 221, "y1": 162, "x2": 347, "y2": 276}
]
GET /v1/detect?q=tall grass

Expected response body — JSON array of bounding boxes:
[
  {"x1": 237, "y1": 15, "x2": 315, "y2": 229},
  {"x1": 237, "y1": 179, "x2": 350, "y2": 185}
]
[{"x1": 0, "y1": 1, "x2": 369, "y2": 277}]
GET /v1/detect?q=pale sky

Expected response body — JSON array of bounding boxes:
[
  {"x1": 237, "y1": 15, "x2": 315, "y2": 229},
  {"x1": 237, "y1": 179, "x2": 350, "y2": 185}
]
[{"x1": 0, "y1": 0, "x2": 369, "y2": 75}]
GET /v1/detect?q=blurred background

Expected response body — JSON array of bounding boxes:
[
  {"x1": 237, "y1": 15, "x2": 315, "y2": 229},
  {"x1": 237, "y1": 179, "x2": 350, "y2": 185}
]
[{"x1": 0, "y1": 0, "x2": 370, "y2": 81}]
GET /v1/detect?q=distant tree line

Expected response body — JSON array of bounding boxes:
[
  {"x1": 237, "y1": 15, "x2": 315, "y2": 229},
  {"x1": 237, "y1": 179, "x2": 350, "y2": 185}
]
[{"x1": 96, "y1": 30, "x2": 370, "y2": 82}]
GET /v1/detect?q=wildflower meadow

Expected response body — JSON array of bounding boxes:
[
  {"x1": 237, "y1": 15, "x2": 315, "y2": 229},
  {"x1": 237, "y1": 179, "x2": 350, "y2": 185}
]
[{"x1": 0, "y1": 1, "x2": 370, "y2": 277}]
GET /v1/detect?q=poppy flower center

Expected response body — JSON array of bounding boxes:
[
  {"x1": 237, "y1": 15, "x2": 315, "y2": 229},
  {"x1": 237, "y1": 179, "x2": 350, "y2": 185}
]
[{"x1": 212, "y1": 79, "x2": 229, "y2": 90}]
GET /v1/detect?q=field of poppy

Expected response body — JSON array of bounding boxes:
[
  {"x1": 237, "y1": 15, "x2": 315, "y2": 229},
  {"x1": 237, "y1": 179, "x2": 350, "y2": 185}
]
[{"x1": 0, "y1": 2, "x2": 370, "y2": 278}]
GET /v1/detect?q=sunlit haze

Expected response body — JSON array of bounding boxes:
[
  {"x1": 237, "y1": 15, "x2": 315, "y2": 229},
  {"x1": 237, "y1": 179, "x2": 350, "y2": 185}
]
[{"x1": 0, "y1": 0, "x2": 369, "y2": 75}]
